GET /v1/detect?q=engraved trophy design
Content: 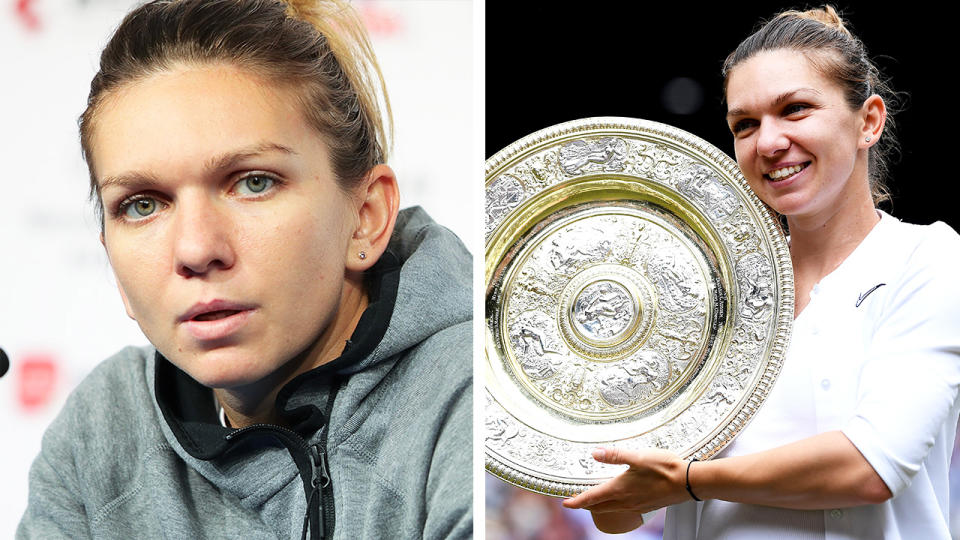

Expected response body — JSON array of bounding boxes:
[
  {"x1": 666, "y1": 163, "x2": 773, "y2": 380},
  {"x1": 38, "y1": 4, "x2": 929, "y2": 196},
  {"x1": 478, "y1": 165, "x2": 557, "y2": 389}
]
[{"x1": 485, "y1": 118, "x2": 793, "y2": 496}]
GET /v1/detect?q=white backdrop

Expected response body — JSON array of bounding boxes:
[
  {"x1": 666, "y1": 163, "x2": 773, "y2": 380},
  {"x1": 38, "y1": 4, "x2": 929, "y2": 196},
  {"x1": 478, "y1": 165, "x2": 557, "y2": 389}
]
[{"x1": 0, "y1": 0, "x2": 473, "y2": 535}]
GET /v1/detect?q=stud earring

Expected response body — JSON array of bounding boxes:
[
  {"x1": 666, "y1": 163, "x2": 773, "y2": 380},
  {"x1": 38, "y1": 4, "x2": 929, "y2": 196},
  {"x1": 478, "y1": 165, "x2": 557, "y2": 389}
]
[
  {"x1": 359, "y1": 251, "x2": 367, "y2": 260},
  {"x1": 865, "y1": 136, "x2": 872, "y2": 143}
]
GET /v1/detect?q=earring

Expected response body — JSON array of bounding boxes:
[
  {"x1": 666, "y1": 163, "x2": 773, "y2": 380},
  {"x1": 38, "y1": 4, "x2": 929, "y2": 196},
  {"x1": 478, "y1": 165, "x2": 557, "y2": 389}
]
[
  {"x1": 359, "y1": 251, "x2": 367, "y2": 260},
  {"x1": 865, "y1": 136, "x2": 872, "y2": 143}
]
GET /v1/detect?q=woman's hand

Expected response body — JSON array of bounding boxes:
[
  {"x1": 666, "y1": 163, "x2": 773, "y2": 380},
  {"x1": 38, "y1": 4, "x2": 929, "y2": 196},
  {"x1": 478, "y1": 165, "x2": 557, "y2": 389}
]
[{"x1": 562, "y1": 447, "x2": 690, "y2": 514}]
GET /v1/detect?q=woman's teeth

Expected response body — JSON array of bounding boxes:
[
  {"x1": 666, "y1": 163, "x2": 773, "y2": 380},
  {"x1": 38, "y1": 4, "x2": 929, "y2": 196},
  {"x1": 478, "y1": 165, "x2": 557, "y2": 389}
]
[{"x1": 767, "y1": 163, "x2": 807, "y2": 180}]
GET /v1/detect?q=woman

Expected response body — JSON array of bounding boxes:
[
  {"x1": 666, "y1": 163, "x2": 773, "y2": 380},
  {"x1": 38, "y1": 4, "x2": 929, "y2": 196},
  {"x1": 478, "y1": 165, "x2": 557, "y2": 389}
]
[
  {"x1": 563, "y1": 6, "x2": 960, "y2": 539},
  {"x1": 17, "y1": 1, "x2": 471, "y2": 539}
]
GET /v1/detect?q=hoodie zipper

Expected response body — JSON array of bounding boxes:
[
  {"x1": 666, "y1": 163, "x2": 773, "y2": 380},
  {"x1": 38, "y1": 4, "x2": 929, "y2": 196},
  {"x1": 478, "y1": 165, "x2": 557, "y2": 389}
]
[
  {"x1": 223, "y1": 380, "x2": 341, "y2": 540},
  {"x1": 302, "y1": 443, "x2": 331, "y2": 539},
  {"x1": 318, "y1": 381, "x2": 339, "y2": 538}
]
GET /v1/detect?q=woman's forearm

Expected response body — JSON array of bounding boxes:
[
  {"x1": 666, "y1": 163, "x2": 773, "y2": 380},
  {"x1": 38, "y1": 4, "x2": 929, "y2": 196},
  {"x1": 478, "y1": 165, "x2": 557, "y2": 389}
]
[
  {"x1": 564, "y1": 430, "x2": 892, "y2": 517},
  {"x1": 691, "y1": 430, "x2": 892, "y2": 509}
]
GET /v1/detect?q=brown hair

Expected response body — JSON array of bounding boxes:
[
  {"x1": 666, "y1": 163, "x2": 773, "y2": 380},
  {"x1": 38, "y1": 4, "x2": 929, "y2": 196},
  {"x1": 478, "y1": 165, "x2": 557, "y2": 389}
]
[
  {"x1": 722, "y1": 5, "x2": 900, "y2": 206},
  {"x1": 80, "y1": 0, "x2": 392, "y2": 223}
]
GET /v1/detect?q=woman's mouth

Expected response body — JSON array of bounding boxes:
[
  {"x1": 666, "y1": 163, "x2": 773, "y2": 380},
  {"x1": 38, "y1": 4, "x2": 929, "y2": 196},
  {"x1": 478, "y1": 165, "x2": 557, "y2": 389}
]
[
  {"x1": 765, "y1": 162, "x2": 810, "y2": 182},
  {"x1": 192, "y1": 310, "x2": 241, "y2": 321},
  {"x1": 179, "y1": 301, "x2": 257, "y2": 341},
  {"x1": 182, "y1": 309, "x2": 254, "y2": 341}
]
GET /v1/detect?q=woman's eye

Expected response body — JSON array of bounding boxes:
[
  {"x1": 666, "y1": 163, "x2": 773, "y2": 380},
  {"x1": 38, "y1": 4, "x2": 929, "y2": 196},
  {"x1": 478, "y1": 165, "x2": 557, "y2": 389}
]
[
  {"x1": 121, "y1": 197, "x2": 160, "y2": 220},
  {"x1": 784, "y1": 103, "x2": 810, "y2": 115},
  {"x1": 235, "y1": 174, "x2": 275, "y2": 195},
  {"x1": 731, "y1": 119, "x2": 757, "y2": 134}
]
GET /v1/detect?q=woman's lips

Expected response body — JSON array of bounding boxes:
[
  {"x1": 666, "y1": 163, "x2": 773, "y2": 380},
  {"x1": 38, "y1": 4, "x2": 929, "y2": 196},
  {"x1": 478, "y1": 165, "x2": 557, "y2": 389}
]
[
  {"x1": 765, "y1": 161, "x2": 810, "y2": 183},
  {"x1": 181, "y1": 309, "x2": 254, "y2": 341},
  {"x1": 179, "y1": 300, "x2": 256, "y2": 341}
]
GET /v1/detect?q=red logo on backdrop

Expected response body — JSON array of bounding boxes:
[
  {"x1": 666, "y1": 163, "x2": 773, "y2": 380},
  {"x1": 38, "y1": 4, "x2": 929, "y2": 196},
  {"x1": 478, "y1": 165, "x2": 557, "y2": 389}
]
[
  {"x1": 18, "y1": 354, "x2": 58, "y2": 411},
  {"x1": 16, "y1": 0, "x2": 42, "y2": 31},
  {"x1": 359, "y1": 3, "x2": 402, "y2": 37}
]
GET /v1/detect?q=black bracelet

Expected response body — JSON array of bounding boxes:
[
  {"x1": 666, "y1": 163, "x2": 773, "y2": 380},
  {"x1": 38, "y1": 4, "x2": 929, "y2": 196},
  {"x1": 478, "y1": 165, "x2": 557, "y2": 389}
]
[{"x1": 685, "y1": 458, "x2": 702, "y2": 501}]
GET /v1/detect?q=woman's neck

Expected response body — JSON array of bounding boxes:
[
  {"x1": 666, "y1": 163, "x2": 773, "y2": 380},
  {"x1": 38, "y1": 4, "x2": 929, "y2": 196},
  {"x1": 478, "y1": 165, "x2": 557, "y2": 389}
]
[
  {"x1": 215, "y1": 274, "x2": 370, "y2": 429},
  {"x1": 786, "y1": 184, "x2": 879, "y2": 317}
]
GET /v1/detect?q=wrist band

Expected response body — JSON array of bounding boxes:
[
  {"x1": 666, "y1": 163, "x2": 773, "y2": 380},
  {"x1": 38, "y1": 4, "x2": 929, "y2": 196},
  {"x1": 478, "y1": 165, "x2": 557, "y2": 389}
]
[{"x1": 685, "y1": 458, "x2": 702, "y2": 501}]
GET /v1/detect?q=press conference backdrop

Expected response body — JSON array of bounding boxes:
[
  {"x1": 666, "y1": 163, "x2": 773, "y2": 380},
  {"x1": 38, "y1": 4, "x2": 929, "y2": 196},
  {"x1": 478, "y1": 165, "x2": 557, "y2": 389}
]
[{"x1": 0, "y1": 1, "x2": 472, "y2": 535}]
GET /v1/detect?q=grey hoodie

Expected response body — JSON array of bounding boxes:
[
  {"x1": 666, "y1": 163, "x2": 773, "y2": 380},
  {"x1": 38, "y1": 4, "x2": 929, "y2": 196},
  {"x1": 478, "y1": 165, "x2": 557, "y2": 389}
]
[{"x1": 17, "y1": 207, "x2": 472, "y2": 539}]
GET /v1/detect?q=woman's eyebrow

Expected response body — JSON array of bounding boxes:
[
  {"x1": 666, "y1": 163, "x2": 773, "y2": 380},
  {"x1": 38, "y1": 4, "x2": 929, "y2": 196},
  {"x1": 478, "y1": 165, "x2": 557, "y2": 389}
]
[
  {"x1": 726, "y1": 87, "x2": 822, "y2": 119},
  {"x1": 98, "y1": 142, "x2": 298, "y2": 192},
  {"x1": 98, "y1": 171, "x2": 163, "y2": 193},
  {"x1": 202, "y1": 142, "x2": 298, "y2": 173}
]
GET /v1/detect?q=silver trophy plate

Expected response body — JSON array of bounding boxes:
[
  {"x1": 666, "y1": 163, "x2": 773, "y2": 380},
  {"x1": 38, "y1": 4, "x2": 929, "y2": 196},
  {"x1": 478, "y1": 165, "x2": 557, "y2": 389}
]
[{"x1": 485, "y1": 117, "x2": 793, "y2": 497}]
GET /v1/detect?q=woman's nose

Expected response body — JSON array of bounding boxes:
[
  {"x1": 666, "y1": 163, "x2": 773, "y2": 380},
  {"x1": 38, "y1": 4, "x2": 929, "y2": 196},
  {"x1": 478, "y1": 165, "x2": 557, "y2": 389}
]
[
  {"x1": 755, "y1": 120, "x2": 789, "y2": 157},
  {"x1": 171, "y1": 197, "x2": 236, "y2": 278}
]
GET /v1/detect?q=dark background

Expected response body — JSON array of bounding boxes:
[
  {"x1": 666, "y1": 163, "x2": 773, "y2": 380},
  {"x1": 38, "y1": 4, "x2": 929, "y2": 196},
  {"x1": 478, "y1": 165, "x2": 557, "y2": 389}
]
[{"x1": 485, "y1": 2, "x2": 957, "y2": 229}]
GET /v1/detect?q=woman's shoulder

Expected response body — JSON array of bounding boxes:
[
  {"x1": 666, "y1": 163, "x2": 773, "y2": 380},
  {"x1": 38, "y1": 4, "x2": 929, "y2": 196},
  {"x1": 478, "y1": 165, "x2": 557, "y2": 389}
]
[
  {"x1": 393, "y1": 319, "x2": 472, "y2": 386},
  {"x1": 883, "y1": 211, "x2": 960, "y2": 243},
  {"x1": 918, "y1": 220, "x2": 960, "y2": 255},
  {"x1": 71, "y1": 345, "x2": 156, "y2": 407},
  {"x1": 868, "y1": 213, "x2": 960, "y2": 317},
  {"x1": 876, "y1": 212, "x2": 960, "y2": 269},
  {"x1": 45, "y1": 345, "x2": 163, "y2": 453},
  {"x1": 33, "y1": 345, "x2": 169, "y2": 510},
  {"x1": 867, "y1": 211, "x2": 960, "y2": 267}
]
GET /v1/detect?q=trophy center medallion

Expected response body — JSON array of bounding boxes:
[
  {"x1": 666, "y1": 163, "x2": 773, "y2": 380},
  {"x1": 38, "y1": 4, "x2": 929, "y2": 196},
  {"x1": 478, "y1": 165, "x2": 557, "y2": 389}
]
[
  {"x1": 571, "y1": 280, "x2": 637, "y2": 345},
  {"x1": 557, "y1": 263, "x2": 657, "y2": 363}
]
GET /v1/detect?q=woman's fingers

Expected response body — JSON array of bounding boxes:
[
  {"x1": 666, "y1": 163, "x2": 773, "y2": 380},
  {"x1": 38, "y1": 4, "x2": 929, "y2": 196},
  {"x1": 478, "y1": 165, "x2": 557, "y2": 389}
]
[
  {"x1": 592, "y1": 446, "x2": 640, "y2": 466},
  {"x1": 563, "y1": 447, "x2": 644, "y2": 508},
  {"x1": 562, "y1": 481, "x2": 616, "y2": 509}
]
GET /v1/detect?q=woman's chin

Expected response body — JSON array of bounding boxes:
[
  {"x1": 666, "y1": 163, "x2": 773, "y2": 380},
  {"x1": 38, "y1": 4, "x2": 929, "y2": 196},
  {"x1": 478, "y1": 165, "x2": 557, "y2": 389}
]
[
  {"x1": 197, "y1": 372, "x2": 266, "y2": 391},
  {"x1": 765, "y1": 194, "x2": 813, "y2": 220},
  {"x1": 167, "y1": 350, "x2": 277, "y2": 390},
  {"x1": 160, "y1": 337, "x2": 320, "y2": 395}
]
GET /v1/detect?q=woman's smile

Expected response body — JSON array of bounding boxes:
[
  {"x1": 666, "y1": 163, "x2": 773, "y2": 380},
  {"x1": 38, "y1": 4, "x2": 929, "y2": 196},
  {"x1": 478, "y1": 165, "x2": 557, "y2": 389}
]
[{"x1": 765, "y1": 162, "x2": 810, "y2": 182}]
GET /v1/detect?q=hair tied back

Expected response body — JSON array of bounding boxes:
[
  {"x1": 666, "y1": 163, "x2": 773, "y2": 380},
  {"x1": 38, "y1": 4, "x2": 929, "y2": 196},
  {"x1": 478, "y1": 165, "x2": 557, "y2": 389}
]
[
  {"x1": 283, "y1": 0, "x2": 393, "y2": 161},
  {"x1": 778, "y1": 5, "x2": 852, "y2": 38}
]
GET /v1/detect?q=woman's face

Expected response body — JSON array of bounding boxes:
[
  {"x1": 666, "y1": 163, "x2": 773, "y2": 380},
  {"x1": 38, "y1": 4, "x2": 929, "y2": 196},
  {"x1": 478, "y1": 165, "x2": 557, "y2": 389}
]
[
  {"x1": 725, "y1": 49, "x2": 867, "y2": 219},
  {"x1": 93, "y1": 64, "x2": 358, "y2": 390}
]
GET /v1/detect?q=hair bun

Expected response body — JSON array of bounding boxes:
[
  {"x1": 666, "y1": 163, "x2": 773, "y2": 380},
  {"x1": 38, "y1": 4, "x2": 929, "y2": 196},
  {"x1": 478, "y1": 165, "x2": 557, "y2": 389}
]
[
  {"x1": 780, "y1": 5, "x2": 853, "y2": 38},
  {"x1": 282, "y1": 0, "x2": 314, "y2": 17}
]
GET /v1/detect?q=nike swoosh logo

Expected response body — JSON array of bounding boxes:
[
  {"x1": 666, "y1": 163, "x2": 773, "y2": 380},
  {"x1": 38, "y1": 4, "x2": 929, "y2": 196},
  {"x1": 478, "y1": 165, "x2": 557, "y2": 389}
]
[{"x1": 856, "y1": 283, "x2": 886, "y2": 307}]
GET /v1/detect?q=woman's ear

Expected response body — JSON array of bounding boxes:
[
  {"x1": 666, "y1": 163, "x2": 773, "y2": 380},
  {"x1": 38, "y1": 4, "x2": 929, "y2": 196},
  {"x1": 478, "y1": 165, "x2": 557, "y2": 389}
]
[
  {"x1": 346, "y1": 164, "x2": 400, "y2": 271},
  {"x1": 859, "y1": 94, "x2": 886, "y2": 149}
]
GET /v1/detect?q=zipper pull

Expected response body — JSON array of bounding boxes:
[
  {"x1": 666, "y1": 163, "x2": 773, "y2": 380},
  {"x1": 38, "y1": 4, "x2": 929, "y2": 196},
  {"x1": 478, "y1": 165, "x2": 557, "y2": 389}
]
[
  {"x1": 309, "y1": 444, "x2": 331, "y2": 489},
  {"x1": 302, "y1": 444, "x2": 329, "y2": 540}
]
